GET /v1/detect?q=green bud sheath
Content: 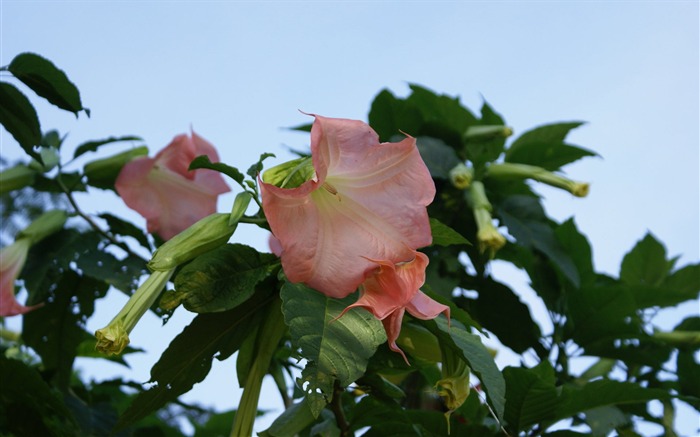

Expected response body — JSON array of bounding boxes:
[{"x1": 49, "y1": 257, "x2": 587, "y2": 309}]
[
  {"x1": 83, "y1": 146, "x2": 149, "y2": 189},
  {"x1": 487, "y1": 163, "x2": 590, "y2": 197},
  {"x1": 0, "y1": 165, "x2": 36, "y2": 195}
]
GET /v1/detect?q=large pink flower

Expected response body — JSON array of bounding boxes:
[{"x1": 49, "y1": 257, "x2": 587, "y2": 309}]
[
  {"x1": 0, "y1": 239, "x2": 43, "y2": 316},
  {"x1": 260, "y1": 115, "x2": 435, "y2": 298},
  {"x1": 339, "y1": 252, "x2": 450, "y2": 363},
  {"x1": 116, "y1": 131, "x2": 231, "y2": 240}
]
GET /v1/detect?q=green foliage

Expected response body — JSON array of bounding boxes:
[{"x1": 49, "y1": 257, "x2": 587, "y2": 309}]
[{"x1": 2, "y1": 53, "x2": 697, "y2": 436}]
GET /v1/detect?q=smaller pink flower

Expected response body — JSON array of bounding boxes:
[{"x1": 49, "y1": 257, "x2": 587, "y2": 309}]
[
  {"x1": 116, "y1": 131, "x2": 231, "y2": 240},
  {"x1": 338, "y1": 251, "x2": 450, "y2": 364},
  {"x1": 0, "y1": 239, "x2": 43, "y2": 317}
]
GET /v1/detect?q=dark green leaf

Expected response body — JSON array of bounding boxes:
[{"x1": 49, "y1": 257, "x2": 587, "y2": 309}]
[
  {"x1": 73, "y1": 135, "x2": 142, "y2": 159},
  {"x1": 189, "y1": 155, "x2": 244, "y2": 184},
  {"x1": 429, "y1": 218, "x2": 470, "y2": 247},
  {"x1": 116, "y1": 291, "x2": 273, "y2": 431},
  {"x1": 99, "y1": 212, "x2": 152, "y2": 250},
  {"x1": 456, "y1": 278, "x2": 543, "y2": 354},
  {"x1": 0, "y1": 356, "x2": 78, "y2": 436},
  {"x1": 22, "y1": 270, "x2": 109, "y2": 390},
  {"x1": 286, "y1": 122, "x2": 313, "y2": 133},
  {"x1": 555, "y1": 218, "x2": 595, "y2": 287},
  {"x1": 496, "y1": 195, "x2": 580, "y2": 287},
  {"x1": 620, "y1": 233, "x2": 669, "y2": 286},
  {"x1": 280, "y1": 281, "x2": 386, "y2": 417},
  {"x1": 503, "y1": 363, "x2": 558, "y2": 432},
  {"x1": 0, "y1": 82, "x2": 42, "y2": 162},
  {"x1": 246, "y1": 152, "x2": 276, "y2": 179},
  {"x1": 423, "y1": 317, "x2": 505, "y2": 422},
  {"x1": 368, "y1": 88, "x2": 422, "y2": 142},
  {"x1": 505, "y1": 122, "x2": 594, "y2": 171},
  {"x1": 32, "y1": 172, "x2": 87, "y2": 193},
  {"x1": 192, "y1": 410, "x2": 238, "y2": 437},
  {"x1": 416, "y1": 137, "x2": 461, "y2": 179},
  {"x1": 172, "y1": 244, "x2": 278, "y2": 313},
  {"x1": 554, "y1": 380, "x2": 671, "y2": 421},
  {"x1": 8, "y1": 52, "x2": 86, "y2": 115},
  {"x1": 261, "y1": 399, "x2": 316, "y2": 437}
]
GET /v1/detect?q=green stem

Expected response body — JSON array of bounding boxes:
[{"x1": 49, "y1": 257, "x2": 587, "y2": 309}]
[{"x1": 230, "y1": 296, "x2": 286, "y2": 437}]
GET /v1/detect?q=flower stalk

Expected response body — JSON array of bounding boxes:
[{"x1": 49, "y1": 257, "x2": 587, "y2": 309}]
[
  {"x1": 95, "y1": 268, "x2": 174, "y2": 355},
  {"x1": 466, "y1": 181, "x2": 506, "y2": 256},
  {"x1": 487, "y1": 162, "x2": 589, "y2": 197}
]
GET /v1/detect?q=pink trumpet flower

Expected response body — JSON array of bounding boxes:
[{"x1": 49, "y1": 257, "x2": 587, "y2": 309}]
[
  {"x1": 260, "y1": 115, "x2": 435, "y2": 298},
  {"x1": 338, "y1": 252, "x2": 450, "y2": 364},
  {"x1": 116, "y1": 131, "x2": 231, "y2": 240},
  {"x1": 0, "y1": 239, "x2": 42, "y2": 316}
]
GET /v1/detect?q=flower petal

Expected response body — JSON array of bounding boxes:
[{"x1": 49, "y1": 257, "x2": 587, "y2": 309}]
[
  {"x1": 405, "y1": 290, "x2": 451, "y2": 321},
  {"x1": 0, "y1": 239, "x2": 42, "y2": 317}
]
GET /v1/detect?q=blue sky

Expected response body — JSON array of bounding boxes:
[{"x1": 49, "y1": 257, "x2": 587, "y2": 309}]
[{"x1": 2, "y1": 1, "x2": 698, "y2": 434}]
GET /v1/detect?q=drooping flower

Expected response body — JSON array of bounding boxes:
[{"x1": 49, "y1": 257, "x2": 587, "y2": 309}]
[
  {"x1": 0, "y1": 239, "x2": 41, "y2": 316},
  {"x1": 116, "y1": 131, "x2": 231, "y2": 240},
  {"x1": 260, "y1": 115, "x2": 435, "y2": 298},
  {"x1": 339, "y1": 252, "x2": 450, "y2": 363}
]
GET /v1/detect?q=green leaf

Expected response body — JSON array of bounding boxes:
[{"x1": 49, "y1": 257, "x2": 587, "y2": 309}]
[
  {"x1": 620, "y1": 233, "x2": 669, "y2": 286},
  {"x1": 429, "y1": 218, "x2": 470, "y2": 247},
  {"x1": 565, "y1": 285, "x2": 641, "y2": 349},
  {"x1": 0, "y1": 356, "x2": 78, "y2": 436},
  {"x1": 116, "y1": 291, "x2": 273, "y2": 431},
  {"x1": 423, "y1": 317, "x2": 506, "y2": 422},
  {"x1": 280, "y1": 281, "x2": 386, "y2": 417},
  {"x1": 496, "y1": 195, "x2": 580, "y2": 287},
  {"x1": 192, "y1": 410, "x2": 238, "y2": 437},
  {"x1": 189, "y1": 154, "x2": 244, "y2": 184},
  {"x1": 457, "y1": 278, "x2": 543, "y2": 354},
  {"x1": 368, "y1": 88, "x2": 422, "y2": 142},
  {"x1": 171, "y1": 244, "x2": 278, "y2": 313},
  {"x1": 0, "y1": 82, "x2": 42, "y2": 162},
  {"x1": 464, "y1": 101, "x2": 509, "y2": 169},
  {"x1": 261, "y1": 399, "x2": 316, "y2": 437},
  {"x1": 416, "y1": 137, "x2": 461, "y2": 179},
  {"x1": 98, "y1": 212, "x2": 152, "y2": 250},
  {"x1": 555, "y1": 218, "x2": 595, "y2": 287},
  {"x1": 22, "y1": 270, "x2": 109, "y2": 390},
  {"x1": 73, "y1": 135, "x2": 142, "y2": 159},
  {"x1": 247, "y1": 152, "x2": 276, "y2": 179},
  {"x1": 8, "y1": 52, "x2": 86, "y2": 115},
  {"x1": 0, "y1": 164, "x2": 37, "y2": 194},
  {"x1": 503, "y1": 363, "x2": 558, "y2": 432},
  {"x1": 505, "y1": 122, "x2": 595, "y2": 171},
  {"x1": 554, "y1": 380, "x2": 671, "y2": 421}
]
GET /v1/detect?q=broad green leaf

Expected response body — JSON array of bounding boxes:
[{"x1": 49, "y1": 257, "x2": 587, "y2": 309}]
[
  {"x1": 98, "y1": 212, "x2": 152, "y2": 250},
  {"x1": 585, "y1": 406, "x2": 629, "y2": 436},
  {"x1": 457, "y1": 278, "x2": 543, "y2": 354},
  {"x1": 33, "y1": 172, "x2": 87, "y2": 193},
  {"x1": 496, "y1": 195, "x2": 580, "y2": 287},
  {"x1": 503, "y1": 363, "x2": 558, "y2": 432},
  {"x1": 620, "y1": 233, "x2": 669, "y2": 286},
  {"x1": 555, "y1": 218, "x2": 595, "y2": 287},
  {"x1": 73, "y1": 135, "x2": 142, "y2": 159},
  {"x1": 192, "y1": 410, "x2": 239, "y2": 437},
  {"x1": 171, "y1": 244, "x2": 278, "y2": 313},
  {"x1": 663, "y1": 264, "x2": 700, "y2": 299},
  {"x1": 23, "y1": 270, "x2": 109, "y2": 390},
  {"x1": 83, "y1": 146, "x2": 149, "y2": 190},
  {"x1": 0, "y1": 164, "x2": 37, "y2": 194},
  {"x1": 280, "y1": 281, "x2": 386, "y2": 417},
  {"x1": 116, "y1": 291, "x2": 273, "y2": 431},
  {"x1": 407, "y1": 84, "x2": 478, "y2": 142},
  {"x1": 261, "y1": 399, "x2": 316, "y2": 437},
  {"x1": 429, "y1": 218, "x2": 470, "y2": 247},
  {"x1": 246, "y1": 152, "x2": 276, "y2": 178},
  {"x1": 0, "y1": 82, "x2": 42, "y2": 162},
  {"x1": 416, "y1": 137, "x2": 461, "y2": 179},
  {"x1": 0, "y1": 356, "x2": 78, "y2": 436},
  {"x1": 423, "y1": 317, "x2": 506, "y2": 422},
  {"x1": 189, "y1": 154, "x2": 244, "y2": 184},
  {"x1": 505, "y1": 122, "x2": 595, "y2": 171},
  {"x1": 8, "y1": 52, "x2": 86, "y2": 115},
  {"x1": 554, "y1": 380, "x2": 671, "y2": 421},
  {"x1": 565, "y1": 285, "x2": 641, "y2": 349},
  {"x1": 368, "y1": 88, "x2": 422, "y2": 142}
]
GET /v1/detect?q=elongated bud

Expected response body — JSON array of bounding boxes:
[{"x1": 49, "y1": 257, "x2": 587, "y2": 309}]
[
  {"x1": 0, "y1": 165, "x2": 37, "y2": 195},
  {"x1": 262, "y1": 156, "x2": 315, "y2": 188},
  {"x1": 464, "y1": 125, "x2": 513, "y2": 140},
  {"x1": 229, "y1": 191, "x2": 254, "y2": 227},
  {"x1": 83, "y1": 146, "x2": 149, "y2": 190},
  {"x1": 436, "y1": 346, "x2": 471, "y2": 434},
  {"x1": 17, "y1": 210, "x2": 68, "y2": 245},
  {"x1": 487, "y1": 163, "x2": 589, "y2": 197},
  {"x1": 448, "y1": 163, "x2": 473, "y2": 190},
  {"x1": 466, "y1": 181, "x2": 506, "y2": 257},
  {"x1": 148, "y1": 213, "x2": 234, "y2": 271},
  {"x1": 95, "y1": 268, "x2": 175, "y2": 355}
]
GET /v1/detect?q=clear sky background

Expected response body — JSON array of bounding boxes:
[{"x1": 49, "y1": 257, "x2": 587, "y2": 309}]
[{"x1": 1, "y1": 1, "x2": 698, "y2": 434}]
